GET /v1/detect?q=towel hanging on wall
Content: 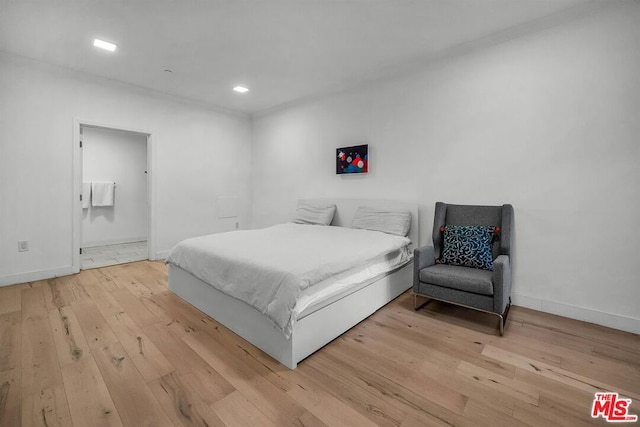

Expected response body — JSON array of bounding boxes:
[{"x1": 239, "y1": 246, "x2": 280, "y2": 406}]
[
  {"x1": 91, "y1": 181, "x2": 115, "y2": 207},
  {"x1": 82, "y1": 182, "x2": 92, "y2": 209}
]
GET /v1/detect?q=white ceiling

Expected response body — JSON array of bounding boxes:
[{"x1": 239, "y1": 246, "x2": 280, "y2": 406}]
[{"x1": 0, "y1": 0, "x2": 590, "y2": 115}]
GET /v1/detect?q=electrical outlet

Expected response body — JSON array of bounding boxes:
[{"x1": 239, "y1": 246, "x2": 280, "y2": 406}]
[
  {"x1": 235, "y1": 222, "x2": 239, "y2": 229},
  {"x1": 18, "y1": 241, "x2": 29, "y2": 252}
]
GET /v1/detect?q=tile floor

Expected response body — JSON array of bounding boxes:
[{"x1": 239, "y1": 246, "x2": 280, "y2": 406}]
[{"x1": 81, "y1": 241, "x2": 148, "y2": 269}]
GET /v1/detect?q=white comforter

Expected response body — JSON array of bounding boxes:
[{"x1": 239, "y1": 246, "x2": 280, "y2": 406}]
[{"x1": 166, "y1": 223, "x2": 411, "y2": 337}]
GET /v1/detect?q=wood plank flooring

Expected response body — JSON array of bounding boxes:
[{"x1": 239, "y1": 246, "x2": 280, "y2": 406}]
[{"x1": 0, "y1": 260, "x2": 638, "y2": 426}]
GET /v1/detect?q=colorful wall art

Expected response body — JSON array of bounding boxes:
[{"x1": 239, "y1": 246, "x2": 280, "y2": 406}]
[{"x1": 336, "y1": 144, "x2": 368, "y2": 174}]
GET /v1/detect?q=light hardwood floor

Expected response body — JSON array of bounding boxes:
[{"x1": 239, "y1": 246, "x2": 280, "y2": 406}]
[{"x1": 0, "y1": 261, "x2": 638, "y2": 426}]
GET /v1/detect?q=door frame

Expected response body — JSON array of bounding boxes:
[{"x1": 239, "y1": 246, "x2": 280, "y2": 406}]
[{"x1": 72, "y1": 118, "x2": 156, "y2": 273}]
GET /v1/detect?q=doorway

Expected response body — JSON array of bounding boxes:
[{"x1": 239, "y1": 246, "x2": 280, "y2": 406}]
[{"x1": 73, "y1": 121, "x2": 155, "y2": 272}]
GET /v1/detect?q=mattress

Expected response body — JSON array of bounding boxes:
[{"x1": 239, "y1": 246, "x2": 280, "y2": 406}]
[
  {"x1": 294, "y1": 246, "x2": 410, "y2": 320},
  {"x1": 166, "y1": 223, "x2": 411, "y2": 337}
]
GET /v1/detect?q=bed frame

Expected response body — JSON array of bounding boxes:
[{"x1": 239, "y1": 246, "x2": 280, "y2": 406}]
[{"x1": 168, "y1": 199, "x2": 419, "y2": 369}]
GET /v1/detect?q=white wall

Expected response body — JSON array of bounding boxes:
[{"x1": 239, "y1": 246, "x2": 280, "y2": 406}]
[
  {"x1": 251, "y1": 2, "x2": 640, "y2": 333},
  {"x1": 82, "y1": 126, "x2": 148, "y2": 247},
  {"x1": 0, "y1": 52, "x2": 252, "y2": 285}
]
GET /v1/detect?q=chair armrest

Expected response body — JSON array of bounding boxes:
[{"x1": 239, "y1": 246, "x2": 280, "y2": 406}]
[
  {"x1": 413, "y1": 246, "x2": 436, "y2": 289},
  {"x1": 414, "y1": 245, "x2": 436, "y2": 270},
  {"x1": 492, "y1": 255, "x2": 511, "y2": 314}
]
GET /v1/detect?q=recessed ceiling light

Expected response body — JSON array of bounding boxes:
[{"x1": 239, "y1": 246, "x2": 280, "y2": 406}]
[
  {"x1": 233, "y1": 85, "x2": 249, "y2": 94},
  {"x1": 93, "y1": 38, "x2": 117, "y2": 52}
]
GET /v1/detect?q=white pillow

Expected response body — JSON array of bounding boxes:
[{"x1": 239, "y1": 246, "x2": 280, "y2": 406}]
[
  {"x1": 293, "y1": 202, "x2": 336, "y2": 226},
  {"x1": 352, "y1": 206, "x2": 411, "y2": 236}
]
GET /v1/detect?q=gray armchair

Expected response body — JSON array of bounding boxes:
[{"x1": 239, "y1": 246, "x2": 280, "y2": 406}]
[{"x1": 414, "y1": 202, "x2": 514, "y2": 335}]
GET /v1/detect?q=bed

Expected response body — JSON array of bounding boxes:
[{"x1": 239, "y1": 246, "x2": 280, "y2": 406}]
[{"x1": 166, "y1": 199, "x2": 419, "y2": 369}]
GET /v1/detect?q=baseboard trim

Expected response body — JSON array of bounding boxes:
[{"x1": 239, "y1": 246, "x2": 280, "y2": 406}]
[
  {"x1": 3, "y1": 269, "x2": 637, "y2": 335},
  {"x1": 512, "y1": 293, "x2": 640, "y2": 335},
  {"x1": 154, "y1": 250, "x2": 170, "y2": 261},
  {"x1": 0, "y1": 266, "x2": 76, "y2": 288},
  {"x1": 1, "y1": 249, "x2": 163, "y2": 287}
]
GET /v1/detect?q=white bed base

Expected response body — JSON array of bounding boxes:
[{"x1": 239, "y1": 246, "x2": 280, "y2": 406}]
[
  {"x1": 168, "y1": 198, "x2": 419, "y2": 369},
  {"x1": 169, "y1": 261, "x2": 412, "y2": 369}
]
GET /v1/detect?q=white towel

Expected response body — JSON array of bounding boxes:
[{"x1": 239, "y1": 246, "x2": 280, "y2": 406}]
[
  {"x1": 82, "y1": 182, "x2": 91, "y2": 209},
  {"x1": 91, "y1": 181, "x2": 115, "y2": 207}
]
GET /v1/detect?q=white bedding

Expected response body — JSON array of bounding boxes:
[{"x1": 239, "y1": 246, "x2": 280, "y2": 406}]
[
  {"x1": 293, "y1": 247, "x2": 410, "y2": 319},
  {"x1": 166, "y1": 223, "x2": 411, "y2": 337}
]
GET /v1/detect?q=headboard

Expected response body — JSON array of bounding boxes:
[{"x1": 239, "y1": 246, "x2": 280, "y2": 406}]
[{"x1": 299, "y1": 198, "x2": 420, "y2": 246}]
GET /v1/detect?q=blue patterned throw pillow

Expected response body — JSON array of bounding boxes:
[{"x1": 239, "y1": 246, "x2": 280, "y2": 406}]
[{"x1": 441, "y1": 225, "x2": 495, "y2": 270}]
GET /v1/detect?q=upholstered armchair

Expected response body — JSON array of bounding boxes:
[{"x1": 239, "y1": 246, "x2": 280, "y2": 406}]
[{"x1": 413, "y1": 202, "x2": 514, "y2": 335}]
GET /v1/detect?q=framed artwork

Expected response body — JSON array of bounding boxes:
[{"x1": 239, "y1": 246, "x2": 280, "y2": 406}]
[{"x1": 336, "y1": 144, "x2": 368, "y2": 174}]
